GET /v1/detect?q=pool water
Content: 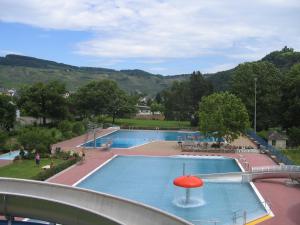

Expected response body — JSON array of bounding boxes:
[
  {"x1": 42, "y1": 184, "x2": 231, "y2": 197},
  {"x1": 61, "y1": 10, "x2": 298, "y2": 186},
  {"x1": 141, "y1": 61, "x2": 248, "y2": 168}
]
[
  {"x1": 77, "y1": 156, "x2": 267, "y2": 225},
  {"x1": 0, "y1": 150, "x2": 20, "y2": 160},
  {"x1": 83, "y1": 129, "x2": 220, "y2": 148}
]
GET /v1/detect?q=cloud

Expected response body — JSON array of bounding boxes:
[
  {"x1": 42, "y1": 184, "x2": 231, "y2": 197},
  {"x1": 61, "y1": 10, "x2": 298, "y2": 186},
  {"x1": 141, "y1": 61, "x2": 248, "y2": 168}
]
[{"x1": 0, "y1": 0, "x2": 300, "y2": 61}]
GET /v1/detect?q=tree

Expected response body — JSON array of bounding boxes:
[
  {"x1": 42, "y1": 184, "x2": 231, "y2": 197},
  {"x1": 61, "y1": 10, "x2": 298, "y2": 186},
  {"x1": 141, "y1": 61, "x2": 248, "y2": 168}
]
[
  {"x1": 150, "y1": 102, "x2": 164, "y2": 115},
  {"x1": 162, "y1": 81, "x2": 191, "y2": 120},
  {"x1": 287, "y1": 127, "x2": 300, "y2": 147},
  {"x1": 280, "y1": 63, "x2": 300, "y2": 129},
  {"x1": 0, "y1": 95, "x2": 16, "y2": 131},
  {"x1": 189, "y1": 71, "x2": 213, "y2": 125},
  {"x1": 73, "y1": 80, "x2": 136, "y2": 122},
  {"x1": 17, "y1": 81, "x2": 68, "y2": 125},
  {"x1": 190, "y1": 71, "x2": 213, "y2": 112},
  {"x1": 199, "y1": 92, "x2": 250, "y2": 142},
  {"x1": 161, "y1": 71, "x2": 212, "y2": 123},
  {"x1": 231, "y1": 61, "x2": 283, "y2": 131},
  {"x1": 0, "y1": 130, "x2": 8, "y2": 146}
]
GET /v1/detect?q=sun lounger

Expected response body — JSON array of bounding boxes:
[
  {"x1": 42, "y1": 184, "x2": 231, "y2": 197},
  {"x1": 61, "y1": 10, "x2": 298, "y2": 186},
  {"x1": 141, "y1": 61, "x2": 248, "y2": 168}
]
[{"x1": 42, "y1": 165, "x2": 51, "y2": 170}]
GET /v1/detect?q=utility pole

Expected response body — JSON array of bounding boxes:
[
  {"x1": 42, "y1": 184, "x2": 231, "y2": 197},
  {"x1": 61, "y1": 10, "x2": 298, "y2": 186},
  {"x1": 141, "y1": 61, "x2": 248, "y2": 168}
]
[{"x1": 254, "y1": 78, "x2": 257, "y2": 134}]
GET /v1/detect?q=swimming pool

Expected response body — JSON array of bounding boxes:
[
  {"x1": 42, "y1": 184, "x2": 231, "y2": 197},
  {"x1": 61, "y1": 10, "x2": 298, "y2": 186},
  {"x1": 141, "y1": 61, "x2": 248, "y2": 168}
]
[
  {"x1": 77, "y1": 156, "x2": 268, "y2": 225},
  {"x1": 83, "y1": 129, "x2": 220, "y2": 148},
  {"x1": 0, "y1": 150, "x2": 20, "y2": 160}
]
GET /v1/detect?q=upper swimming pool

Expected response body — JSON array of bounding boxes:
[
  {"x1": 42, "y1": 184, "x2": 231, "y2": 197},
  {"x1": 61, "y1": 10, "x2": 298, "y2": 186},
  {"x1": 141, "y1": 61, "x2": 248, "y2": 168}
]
[
  {"x1": 83, "y1": 129, "x2": 220, "y2": 148},
  {"x1": 77, "y1": 156, "x2": 268, "y2": 225}
]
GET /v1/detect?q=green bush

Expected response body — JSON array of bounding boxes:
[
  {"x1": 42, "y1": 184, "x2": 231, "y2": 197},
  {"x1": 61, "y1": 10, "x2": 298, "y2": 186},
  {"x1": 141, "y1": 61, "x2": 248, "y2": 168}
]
[
  {"x1": 57, "y1": 120, "x2": 87, "y2": 139},
  {"x1": 72, "y1": 122, "x2": 85, "y2": 136},
  {"x1": 17, "y1": 127, "x2": 63, "y2": 153},
  {"x1": 57, "y1": 120, "x2": 73, "y2": 139},
  {"x1": 32, "y1": 157, "x2": 79, "y2": 181}
]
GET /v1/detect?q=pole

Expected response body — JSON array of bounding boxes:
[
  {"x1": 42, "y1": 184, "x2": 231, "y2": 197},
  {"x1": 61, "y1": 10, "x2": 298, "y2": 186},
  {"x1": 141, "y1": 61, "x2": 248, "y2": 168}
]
[
  {"x1": 254, "y1": 78, "x2": 257, "y2": 134},
  {"x1": 183, "y1": 163, "x2": 186, "y2": 175},
  {"x1": 185, "y1": 188, "x2": 190, "y2": 204},
  {"x1": 93, "y1": 128, "x2": 96, "y2": 148}
]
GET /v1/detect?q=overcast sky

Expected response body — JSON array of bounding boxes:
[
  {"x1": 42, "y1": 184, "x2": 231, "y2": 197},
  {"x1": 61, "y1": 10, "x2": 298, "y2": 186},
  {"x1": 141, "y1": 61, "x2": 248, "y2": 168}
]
[{"x1": 0, "y1": 0, "x2": 300, "y2": 75}]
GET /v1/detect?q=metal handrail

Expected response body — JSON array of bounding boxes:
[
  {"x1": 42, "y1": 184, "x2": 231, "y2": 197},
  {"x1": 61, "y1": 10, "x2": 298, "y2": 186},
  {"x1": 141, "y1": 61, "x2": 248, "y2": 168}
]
[
  {"x1": 252, "y1": 165, "x2": 300, "y2": 172},
  {"x1": 247, "y1": 131, "x2": 294, "y2": 165}
]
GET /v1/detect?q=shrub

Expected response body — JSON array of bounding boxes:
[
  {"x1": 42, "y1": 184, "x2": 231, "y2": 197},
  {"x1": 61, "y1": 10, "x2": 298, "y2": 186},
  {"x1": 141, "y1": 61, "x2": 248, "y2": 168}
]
[
  {"x1": 72, "y1": 122, "x2": 85, "y2": 136},
  {"x1": 58, "y1": 120, "x2": 73, "y2": 139},
  {"x1": 17, "y1": 127, "x2": 62, "y2": 153},
  {"x1": 32, "y1": 157, "x2": 79, "y2": 181},
  {"x1": 58, "y1": 120, "x2": 87, "y2": 139},
  {"x1": 19, "y1": 149, "x2": 26, "y2": 159}
]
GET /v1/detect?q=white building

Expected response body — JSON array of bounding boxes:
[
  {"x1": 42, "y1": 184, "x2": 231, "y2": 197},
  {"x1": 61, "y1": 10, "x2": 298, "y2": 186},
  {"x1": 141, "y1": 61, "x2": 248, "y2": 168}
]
[{"x1": 268, "y1": 131, "x2": 288, "y2": 149}]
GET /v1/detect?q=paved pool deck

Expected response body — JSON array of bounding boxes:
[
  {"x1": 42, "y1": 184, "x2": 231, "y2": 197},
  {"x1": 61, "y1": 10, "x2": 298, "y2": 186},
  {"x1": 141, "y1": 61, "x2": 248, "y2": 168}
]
[{"x1": 48, "y1": 134, "x2": 300, "y2": 225}]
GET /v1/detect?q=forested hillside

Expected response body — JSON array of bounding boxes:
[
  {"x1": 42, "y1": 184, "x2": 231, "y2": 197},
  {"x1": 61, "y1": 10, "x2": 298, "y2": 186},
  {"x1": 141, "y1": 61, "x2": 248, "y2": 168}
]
[
  {"x1": 0, "y1": 55, "x2": 188, "y2": 96},
  {"x1": 206, "y1": 47, "x2": 300, "y2": 91},
  {"x1": 0, "y1": 47, "x2": 299, "y2": 94}
]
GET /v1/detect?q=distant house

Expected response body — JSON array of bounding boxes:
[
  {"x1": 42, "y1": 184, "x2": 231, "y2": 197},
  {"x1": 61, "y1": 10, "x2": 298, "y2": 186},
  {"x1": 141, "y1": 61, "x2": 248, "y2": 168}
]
[
  {"x1": 135, "y1": 105, "x2": 164, "y2": 120},
  {"x1": 136, "y1": 105, "x2": 151, "y2": 115},
  {"x1": 63, "y1": 92, "x2": 70, "y2": 98},
  {"x1": 268, "y1": 131, "x2": 288, "y2": 149},
  {"x1": 7, "y1": 89, "x2": 16, "y2": 97}
]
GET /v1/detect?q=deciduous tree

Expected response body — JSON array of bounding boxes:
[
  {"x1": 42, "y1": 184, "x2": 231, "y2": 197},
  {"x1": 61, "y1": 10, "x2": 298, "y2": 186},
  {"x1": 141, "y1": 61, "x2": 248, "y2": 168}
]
[
  {"x1": 0, "y1": 95, "x2": 16, "y2": 131},
  {"x1": 18, "y1": 81, "x2": 68, "y2": 125},
  {"x1": 199, "y1": 92, "x2": 250, "y2": 142},
  {"x1": 73, "y1": 80, "x2": 136, "y2": 122},
  {"x1": 231, "y1": 62, "x2": 282, "y2": 130}
]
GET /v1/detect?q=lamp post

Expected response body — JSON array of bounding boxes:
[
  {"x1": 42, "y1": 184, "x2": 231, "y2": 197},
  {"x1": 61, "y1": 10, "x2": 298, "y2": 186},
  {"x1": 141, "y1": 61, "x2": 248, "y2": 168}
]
[{"x1": 254, "y1": 78, "x2": 257, "y2": 134}]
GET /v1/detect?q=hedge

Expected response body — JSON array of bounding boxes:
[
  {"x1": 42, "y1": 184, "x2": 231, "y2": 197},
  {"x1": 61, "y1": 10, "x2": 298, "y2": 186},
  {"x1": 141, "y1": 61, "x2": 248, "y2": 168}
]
[{"x1": 31, "y1": 157, "x2": 80, "y2": 181}]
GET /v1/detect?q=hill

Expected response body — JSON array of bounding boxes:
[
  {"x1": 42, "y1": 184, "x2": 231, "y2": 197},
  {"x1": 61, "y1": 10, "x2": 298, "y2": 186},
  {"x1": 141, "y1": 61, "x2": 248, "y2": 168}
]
[
  {"x1": 206, "y1": 47, "x2": 300, "y2": 91},
  {"x1": 0, "y1": 55, "x2": 189, "y2": 96},
  {"x1": 1, "y1": 47, "x2": 299, "y2": 94}
]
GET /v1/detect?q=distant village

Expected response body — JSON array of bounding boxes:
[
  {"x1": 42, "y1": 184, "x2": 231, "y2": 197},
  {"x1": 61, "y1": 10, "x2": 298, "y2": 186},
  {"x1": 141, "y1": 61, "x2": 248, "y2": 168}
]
[{"x1": 0, "y1": 87, "x2": 16, "y2": 97}]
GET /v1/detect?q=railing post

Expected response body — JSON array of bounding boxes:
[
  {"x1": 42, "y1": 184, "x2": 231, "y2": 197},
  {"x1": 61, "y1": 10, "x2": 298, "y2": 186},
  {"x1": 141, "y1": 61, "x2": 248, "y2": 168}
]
[
  {"x1": 243, "y1": 211, "x2": 247, "y2": 225},
  {"x1": 232, "y1": 211, "x2": 237, "y2": 224}
]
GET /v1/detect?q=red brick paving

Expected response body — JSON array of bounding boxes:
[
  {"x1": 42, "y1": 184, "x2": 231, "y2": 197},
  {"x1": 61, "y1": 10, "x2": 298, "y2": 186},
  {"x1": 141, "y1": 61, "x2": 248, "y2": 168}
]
[
  {"x1": 48, "y1": 138, "x2": 300, "y2": 225},
  {"x1": 0, "y1": 159, "x2": 12, "y2": 167}
]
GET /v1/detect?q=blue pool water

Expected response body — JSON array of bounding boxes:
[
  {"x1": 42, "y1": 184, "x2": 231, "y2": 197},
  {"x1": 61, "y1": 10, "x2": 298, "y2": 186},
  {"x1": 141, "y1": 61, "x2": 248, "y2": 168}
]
[
  {"x1": 83, "y1": 129, "x2": 220, "y2": 148},
  {"x1": 77, "y1": 156, "x2": 267, "y2": 225},
  {"x1": 0, "y1": 150, "x2": 20, "y2": 160}
]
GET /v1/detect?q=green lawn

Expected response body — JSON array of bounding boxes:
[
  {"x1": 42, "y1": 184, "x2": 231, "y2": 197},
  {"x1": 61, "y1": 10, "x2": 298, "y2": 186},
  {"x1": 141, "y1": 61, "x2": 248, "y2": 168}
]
[
  {"x1": 105, "y1": 118, "x2": 192, "y2": 129},
  {"x1": 0, "y1": 158, "x2": 65, "y2": 179},
  {"x1": 282, "y1": 149, "x2": 300, "y2": 165}
]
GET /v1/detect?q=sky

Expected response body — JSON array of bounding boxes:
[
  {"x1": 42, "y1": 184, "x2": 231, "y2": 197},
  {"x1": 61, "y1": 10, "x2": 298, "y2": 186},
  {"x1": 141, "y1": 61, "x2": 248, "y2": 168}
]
[{"x1": 0, "y1": 0, "x2": 300, "y2": 75}]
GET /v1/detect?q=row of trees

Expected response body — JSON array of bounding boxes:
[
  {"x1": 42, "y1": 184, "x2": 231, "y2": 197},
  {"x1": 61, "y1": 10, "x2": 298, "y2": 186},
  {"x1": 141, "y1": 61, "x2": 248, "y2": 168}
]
[
  {"x1": 158, "y1": 60, "x2": 299, "y2": 145},
  {"x1": 0, "y1": 79, "x2": 137, "y2": 152},
  {"x1": 16, "y1": 79, "x2": 137, "y2": 125}
]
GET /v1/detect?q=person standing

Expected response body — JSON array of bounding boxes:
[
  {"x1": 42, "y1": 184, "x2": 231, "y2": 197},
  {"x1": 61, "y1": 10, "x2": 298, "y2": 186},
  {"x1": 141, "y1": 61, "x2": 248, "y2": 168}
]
[
  {"x1": 35, "y1": 152, "x2": 40, "y2": 167},
  {"x1": 81, "y1": 149, "x2": 86, "y2": 161}
]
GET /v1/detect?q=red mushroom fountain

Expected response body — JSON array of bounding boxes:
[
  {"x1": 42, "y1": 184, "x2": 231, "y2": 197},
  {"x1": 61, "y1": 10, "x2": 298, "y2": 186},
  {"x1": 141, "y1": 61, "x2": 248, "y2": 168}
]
[{"x1": 173, "y1": 175, "x2": 204, "y2": 205}]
